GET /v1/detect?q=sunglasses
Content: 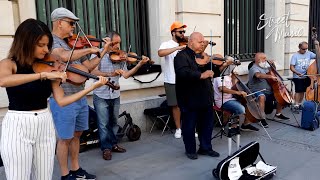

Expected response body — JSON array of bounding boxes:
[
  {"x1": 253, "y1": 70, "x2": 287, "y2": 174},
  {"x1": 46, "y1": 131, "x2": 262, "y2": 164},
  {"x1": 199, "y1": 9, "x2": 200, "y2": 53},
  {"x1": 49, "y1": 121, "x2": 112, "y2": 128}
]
[
  {"x1": 175, "y1": 30, "x2": 186, "y2": 34},
  {"x1": 61, "y1": 19, "x2": 76, "y2": 26}
]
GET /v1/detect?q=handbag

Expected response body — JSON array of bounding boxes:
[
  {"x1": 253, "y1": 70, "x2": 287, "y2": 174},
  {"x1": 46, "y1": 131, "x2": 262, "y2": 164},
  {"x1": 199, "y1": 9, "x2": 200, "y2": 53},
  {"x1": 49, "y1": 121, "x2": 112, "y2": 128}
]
[{"x1": 127, "y1": 63, "x2": 162, "y2": 83}]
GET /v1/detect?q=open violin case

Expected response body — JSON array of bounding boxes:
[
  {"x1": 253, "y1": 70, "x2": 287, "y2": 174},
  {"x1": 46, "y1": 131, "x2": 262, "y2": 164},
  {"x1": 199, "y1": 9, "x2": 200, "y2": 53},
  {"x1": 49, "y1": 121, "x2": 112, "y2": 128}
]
[{"x1": 212, "y1": 141, "x2": 276, "y2": 180}]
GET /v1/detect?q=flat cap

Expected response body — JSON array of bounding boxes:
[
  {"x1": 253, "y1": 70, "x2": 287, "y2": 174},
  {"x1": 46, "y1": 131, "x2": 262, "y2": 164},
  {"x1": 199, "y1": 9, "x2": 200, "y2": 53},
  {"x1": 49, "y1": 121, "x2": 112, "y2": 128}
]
[{"x1": 51, "y1": 7, "x2": 79, "y2": 21}]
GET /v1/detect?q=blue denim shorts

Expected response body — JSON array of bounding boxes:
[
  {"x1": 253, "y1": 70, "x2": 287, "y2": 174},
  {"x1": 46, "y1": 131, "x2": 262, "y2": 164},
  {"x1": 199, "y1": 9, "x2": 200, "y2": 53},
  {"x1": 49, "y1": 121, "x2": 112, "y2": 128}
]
[
  {"x1": 222, "y1": 100, "x2": 245, "y2": 115},
  {"x1": 49, "y1": 97, "x2": 88, "y2": 139},
  {"x1": 255, "y1": 91, "x2": 266, "y2": 97}
]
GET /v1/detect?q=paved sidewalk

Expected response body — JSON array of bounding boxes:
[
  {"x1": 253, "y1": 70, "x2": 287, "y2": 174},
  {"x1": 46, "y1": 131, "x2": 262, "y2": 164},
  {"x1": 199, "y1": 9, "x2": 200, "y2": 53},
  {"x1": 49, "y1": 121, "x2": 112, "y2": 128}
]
[{"x1": 0, "y1": 107, "x2": 319, "y2": 180}]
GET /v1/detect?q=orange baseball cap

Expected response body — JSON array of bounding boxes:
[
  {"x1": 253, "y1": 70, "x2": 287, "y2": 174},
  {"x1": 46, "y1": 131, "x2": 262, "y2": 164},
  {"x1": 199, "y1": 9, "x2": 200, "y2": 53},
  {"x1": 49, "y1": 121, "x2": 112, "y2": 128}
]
[{"x1": 170, "y1": 21, "x2": 187, "y2": 32}]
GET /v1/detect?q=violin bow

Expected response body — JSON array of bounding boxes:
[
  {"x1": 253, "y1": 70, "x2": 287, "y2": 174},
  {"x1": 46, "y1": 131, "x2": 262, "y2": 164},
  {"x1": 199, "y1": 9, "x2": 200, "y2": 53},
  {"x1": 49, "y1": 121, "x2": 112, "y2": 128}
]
[
  {"x1": 64, "y1": 31, "x2": 81, "y2": 73},
  {"x1": 75, "y1": 22, "x2": 101, "y2": 58},
  {"x1": 210, "y1": 29, "x2": 213, "y2": 71}
]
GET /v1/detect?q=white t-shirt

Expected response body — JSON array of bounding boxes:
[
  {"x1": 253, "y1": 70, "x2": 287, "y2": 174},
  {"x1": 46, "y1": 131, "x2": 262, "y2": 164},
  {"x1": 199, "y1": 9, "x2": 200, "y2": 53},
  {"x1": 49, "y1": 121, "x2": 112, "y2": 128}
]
[
  {"x1": 213, "y1": 76, "x2": 236, "y2": 108},
  {"x1": 159, "y1": 40, "x2": 179, "y2": 84}
]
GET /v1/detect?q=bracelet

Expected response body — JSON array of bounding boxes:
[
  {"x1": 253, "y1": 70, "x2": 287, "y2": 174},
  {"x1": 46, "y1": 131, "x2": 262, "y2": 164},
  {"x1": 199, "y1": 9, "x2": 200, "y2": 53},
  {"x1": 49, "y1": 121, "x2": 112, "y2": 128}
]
[{"x1": 39, "y1": 72, "x2": 47, "y2": 81}]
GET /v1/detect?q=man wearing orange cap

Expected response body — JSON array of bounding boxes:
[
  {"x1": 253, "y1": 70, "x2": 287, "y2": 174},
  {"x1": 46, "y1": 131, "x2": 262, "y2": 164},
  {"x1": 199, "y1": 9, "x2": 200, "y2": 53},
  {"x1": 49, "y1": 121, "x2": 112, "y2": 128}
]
[{"x1": 158, "y1": 21, "x2": 187, "y2": 139}]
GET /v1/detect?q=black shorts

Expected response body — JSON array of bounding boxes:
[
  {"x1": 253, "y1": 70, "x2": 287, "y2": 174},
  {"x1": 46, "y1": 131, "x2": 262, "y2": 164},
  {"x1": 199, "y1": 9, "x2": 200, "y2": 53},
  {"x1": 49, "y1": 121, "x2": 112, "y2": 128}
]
[{"x1": 292, "y1": 77, "x2": 311, "y2": 93}]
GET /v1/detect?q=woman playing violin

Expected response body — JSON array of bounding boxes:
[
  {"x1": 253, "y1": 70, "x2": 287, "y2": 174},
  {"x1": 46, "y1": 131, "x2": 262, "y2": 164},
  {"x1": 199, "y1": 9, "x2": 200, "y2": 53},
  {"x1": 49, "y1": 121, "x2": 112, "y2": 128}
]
[
  {"x1": 247, "y1": 52, "x2": 290, "y2": 128},
  {"x1": 90, "y1": 31, "x2": 150, "y2": 161},
  {"x1": 0, "y1": 18, "x2": 107, "y2": 180},
  {"x1": 50, "y1": 7, "x2": 109, "y2": 180}
]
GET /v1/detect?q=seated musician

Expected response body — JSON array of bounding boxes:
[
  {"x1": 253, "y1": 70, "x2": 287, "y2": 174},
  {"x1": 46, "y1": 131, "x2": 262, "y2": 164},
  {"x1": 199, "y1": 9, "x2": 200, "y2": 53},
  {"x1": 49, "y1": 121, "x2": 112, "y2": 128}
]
[
  {"x1": 213, "y1": 68, "x2": 259, "y2": 134},
  {"x1": 248, "y1": 52, "x2": 290, "y2": 128}
]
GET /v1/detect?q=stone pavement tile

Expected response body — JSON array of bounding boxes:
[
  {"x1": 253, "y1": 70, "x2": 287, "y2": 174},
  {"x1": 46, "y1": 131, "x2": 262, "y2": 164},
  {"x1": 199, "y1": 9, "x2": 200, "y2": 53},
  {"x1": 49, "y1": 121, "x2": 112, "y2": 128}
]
[
  {"x1": 0, "y1": 168, "x2": 5, "y2": 180},
  {"x1": 138, "y1": 156, "x2": 219, "y2": 180},
  {"x1": 257, "y1": 139, "x2": 318, "y2": 179},
  {"x1": 281, "y1": 155, "x2": 320, "y2": 180},
  {"x1": 105, "y1": 147, "x2": 186, "y2": 179}
]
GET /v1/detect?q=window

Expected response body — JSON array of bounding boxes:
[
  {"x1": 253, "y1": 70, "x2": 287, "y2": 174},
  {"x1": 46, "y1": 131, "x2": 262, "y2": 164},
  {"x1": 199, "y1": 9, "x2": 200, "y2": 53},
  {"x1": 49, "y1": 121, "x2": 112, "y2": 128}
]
[
  {"x1": 36, "y1": 0, "x2": 150, "y2": 56},
  {"x1": 224, "y1": 0, "x2": 265, "y2": 59}
]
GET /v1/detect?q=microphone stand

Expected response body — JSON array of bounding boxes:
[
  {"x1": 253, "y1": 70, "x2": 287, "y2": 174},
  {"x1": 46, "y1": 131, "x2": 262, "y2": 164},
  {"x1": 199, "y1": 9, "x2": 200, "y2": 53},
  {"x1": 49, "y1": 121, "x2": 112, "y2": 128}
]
[
  {"x1": 212, "y1": 65, "x2": 239, "y2": 154},
  {"x1": 223, "y1": 66, "x2": 240, "y2": 155}
]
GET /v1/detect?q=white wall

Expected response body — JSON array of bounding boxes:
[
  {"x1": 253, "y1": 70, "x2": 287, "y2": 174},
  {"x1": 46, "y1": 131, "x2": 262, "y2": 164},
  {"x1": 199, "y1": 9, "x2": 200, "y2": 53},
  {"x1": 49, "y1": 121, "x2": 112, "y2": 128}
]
[
  {"x1": 0, "y1": 0, "x2": 313, "y2": 108},
  {"x1": 284, "y1": 0, "x2": 310, "y2": 72}
]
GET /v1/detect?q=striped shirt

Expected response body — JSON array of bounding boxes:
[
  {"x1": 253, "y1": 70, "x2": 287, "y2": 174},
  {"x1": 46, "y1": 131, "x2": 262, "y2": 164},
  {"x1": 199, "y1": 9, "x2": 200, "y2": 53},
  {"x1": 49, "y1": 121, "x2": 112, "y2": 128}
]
[
  {"x1": 52, "y1": 34, "x2": 87, "y2": 95},
  {"x1": 91, "y1": 51, "x2": 127, "y2": 99}
]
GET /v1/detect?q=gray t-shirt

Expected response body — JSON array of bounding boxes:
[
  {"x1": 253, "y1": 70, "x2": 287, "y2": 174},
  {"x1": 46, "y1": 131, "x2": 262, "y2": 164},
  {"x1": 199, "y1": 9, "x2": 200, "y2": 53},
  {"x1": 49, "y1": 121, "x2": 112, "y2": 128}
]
[
  {"x1": 290, "y1": 51, "x2": 316, "y2": 78},
  {"x1": 248, "y1": 64, "x2": 272, "y2": 93},
  {"x1": 52, "y1": 34, "x2": 88, "y2": 95}
]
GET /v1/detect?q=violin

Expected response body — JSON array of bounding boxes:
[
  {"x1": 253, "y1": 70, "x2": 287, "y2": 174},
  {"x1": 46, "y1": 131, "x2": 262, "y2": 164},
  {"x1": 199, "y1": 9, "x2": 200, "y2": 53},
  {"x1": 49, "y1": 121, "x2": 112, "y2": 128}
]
[
  {"x1": 178, "y1": 36, "x2": 216, "y2": 47},
  {"x1": 67, "y1": 34, "x2": 103, "y2": 58},
  {"x1": 195, "y1": 52, "x2": 240, "y2": 66},
  {"x1": 67, "y1": 34, "x2": 102, "y2": 49},
  {"x1": 178, "y1": 36, "x2": 189, "y2": 46},
  {"x1": 32, "y1": 54, "x2": 120, "y2": 90},
  {"x1": 266, "y1": 60, "x2": 293, "y2": 106},
  {"x1": 109, "y1": 50, "x2": 154, "y2": 64},
  {"x1": 306, "y1": 27, "x2": 320, "y2": 101}
]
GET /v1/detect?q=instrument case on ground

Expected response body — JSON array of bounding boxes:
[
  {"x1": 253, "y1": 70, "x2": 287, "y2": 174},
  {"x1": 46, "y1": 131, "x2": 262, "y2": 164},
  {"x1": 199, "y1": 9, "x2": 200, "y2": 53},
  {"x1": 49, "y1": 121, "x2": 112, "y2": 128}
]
[
  {"x1": 212, "y1": 141, "x2": 276, "y2": 180},
  {"x1": 301, "y1": 100, "x2": 320, "y2": 131}
]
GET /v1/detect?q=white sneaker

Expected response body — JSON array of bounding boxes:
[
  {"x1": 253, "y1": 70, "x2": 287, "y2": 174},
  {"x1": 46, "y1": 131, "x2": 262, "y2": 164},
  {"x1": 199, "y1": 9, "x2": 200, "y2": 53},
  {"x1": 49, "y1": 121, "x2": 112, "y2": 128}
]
[
  {"x1": 195, "y1": 132, "x2": 198, "y2": 138},
  {"x1": 174, "y1": 129, "x2": 182, "y2": 139}
]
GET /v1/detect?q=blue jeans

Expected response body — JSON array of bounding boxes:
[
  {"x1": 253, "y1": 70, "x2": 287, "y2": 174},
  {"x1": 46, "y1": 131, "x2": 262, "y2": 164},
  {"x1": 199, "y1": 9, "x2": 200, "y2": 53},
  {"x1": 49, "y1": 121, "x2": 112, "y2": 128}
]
[
  {"x1": 222, "y1": 100, "x2": 245, "y2": 115},
  {"x1": 93, "y1": 94, "x2": 120, "y2": 151}
]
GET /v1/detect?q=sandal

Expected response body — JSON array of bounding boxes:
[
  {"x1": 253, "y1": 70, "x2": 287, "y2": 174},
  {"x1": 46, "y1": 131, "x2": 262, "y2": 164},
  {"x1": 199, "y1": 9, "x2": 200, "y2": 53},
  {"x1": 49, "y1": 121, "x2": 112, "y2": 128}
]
[
  {"x1": 103, "y1": 149, "x2": 112, "y2": 160},
  {"x1": 112, "y1": 144, "x2": 126, "y2": 153}
]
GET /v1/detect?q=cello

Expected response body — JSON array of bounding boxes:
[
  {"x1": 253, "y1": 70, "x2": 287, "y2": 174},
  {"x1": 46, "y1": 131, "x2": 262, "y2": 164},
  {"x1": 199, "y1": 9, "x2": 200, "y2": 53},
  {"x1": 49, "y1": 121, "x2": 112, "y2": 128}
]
[
  {"x1": 231, "y1": 71, "x2": 266, "y2": 123},
  {"x1": 266, "y1": 60, "x2": 294, "y2": 107},
  {"x1": 231, "y1": 70, "x2": 272, "y2": 139},
  {"x1": 306, "y1": 27, "x2": 320, "y2": 101}
]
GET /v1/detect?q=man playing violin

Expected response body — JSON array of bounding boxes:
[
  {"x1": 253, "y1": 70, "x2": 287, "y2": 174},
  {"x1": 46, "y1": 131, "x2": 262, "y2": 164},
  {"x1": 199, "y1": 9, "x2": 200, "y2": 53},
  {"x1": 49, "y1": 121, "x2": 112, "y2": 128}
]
[
  {"x1": 248, "y1": 52, "x2": 290, "y2": 128},
  {"x1": 213, "y1": 68, "x2": 260, "y2": 134},
  {"x1": 174, "y1": 32, "x2": 234, "y2": 160},
  {"x1": 90, "y1": 31, "x2": 150, "y2": 161},
  {"x1": 49, "y1": 7, "x2": 110, "y2": 180},
  {"x1": 158, "y1": 21, "x2": 188, "y2": 139},
  {"x1": 290, "y1": 41, "x2": 315, "y2": 112}
]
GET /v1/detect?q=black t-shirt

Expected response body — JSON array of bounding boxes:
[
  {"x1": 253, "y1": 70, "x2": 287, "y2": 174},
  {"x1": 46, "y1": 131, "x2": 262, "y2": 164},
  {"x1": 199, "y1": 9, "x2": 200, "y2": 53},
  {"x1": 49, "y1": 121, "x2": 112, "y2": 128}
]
[{"x1": 6, "y1": 61, "x2": 52, "y2": 111}]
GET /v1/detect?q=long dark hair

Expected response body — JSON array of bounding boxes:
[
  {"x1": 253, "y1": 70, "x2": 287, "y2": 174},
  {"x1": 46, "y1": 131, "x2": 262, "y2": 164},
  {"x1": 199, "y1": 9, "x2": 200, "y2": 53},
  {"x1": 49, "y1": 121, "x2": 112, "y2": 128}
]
[{"x1": 8, "y1": 18, "x2": 53, "y2": 67}]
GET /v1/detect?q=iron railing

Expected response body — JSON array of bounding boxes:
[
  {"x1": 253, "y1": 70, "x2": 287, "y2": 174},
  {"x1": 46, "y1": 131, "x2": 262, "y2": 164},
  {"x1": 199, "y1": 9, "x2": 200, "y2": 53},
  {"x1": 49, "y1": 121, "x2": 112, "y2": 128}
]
[
  {"x1": 224, "y1": 0, "x2": 265, "y2": 59},
  {"x1": 35, "y1": 0, "x2": 150, "y2": 57}
]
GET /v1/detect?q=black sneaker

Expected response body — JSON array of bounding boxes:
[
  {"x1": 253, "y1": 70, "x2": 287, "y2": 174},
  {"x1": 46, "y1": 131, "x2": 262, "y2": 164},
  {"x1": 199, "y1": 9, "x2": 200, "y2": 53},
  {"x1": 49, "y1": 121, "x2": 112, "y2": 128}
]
[
  {"x1": 259, "y1": 119, "x2": 269, "y2": 128},
  {"x1": 61, "y1": 174, "x2": 76, "y2": 180},
  {"x1": 185, "y1": 152, "x2": 198, "y2": 160},
  {"x1": 240, "y1": 124, "x2": 259, "y2": 132},
  {"x1": 197, "y1": 149, "x2": 220, "y2": 157},
  {"x1": 275, "y1": 113, "x2": 290, "y2": 120},
  {"x1": 70, "y1": 168, "x2": 96, "y2": 180}
]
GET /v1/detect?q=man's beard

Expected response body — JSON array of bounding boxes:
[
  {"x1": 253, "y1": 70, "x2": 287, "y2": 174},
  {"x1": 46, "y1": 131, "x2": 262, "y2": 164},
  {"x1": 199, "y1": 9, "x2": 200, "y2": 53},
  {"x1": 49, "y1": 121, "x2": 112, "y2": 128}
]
[{"x1": 176, "y1": 35, "x2": 186, "y2": 43}]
